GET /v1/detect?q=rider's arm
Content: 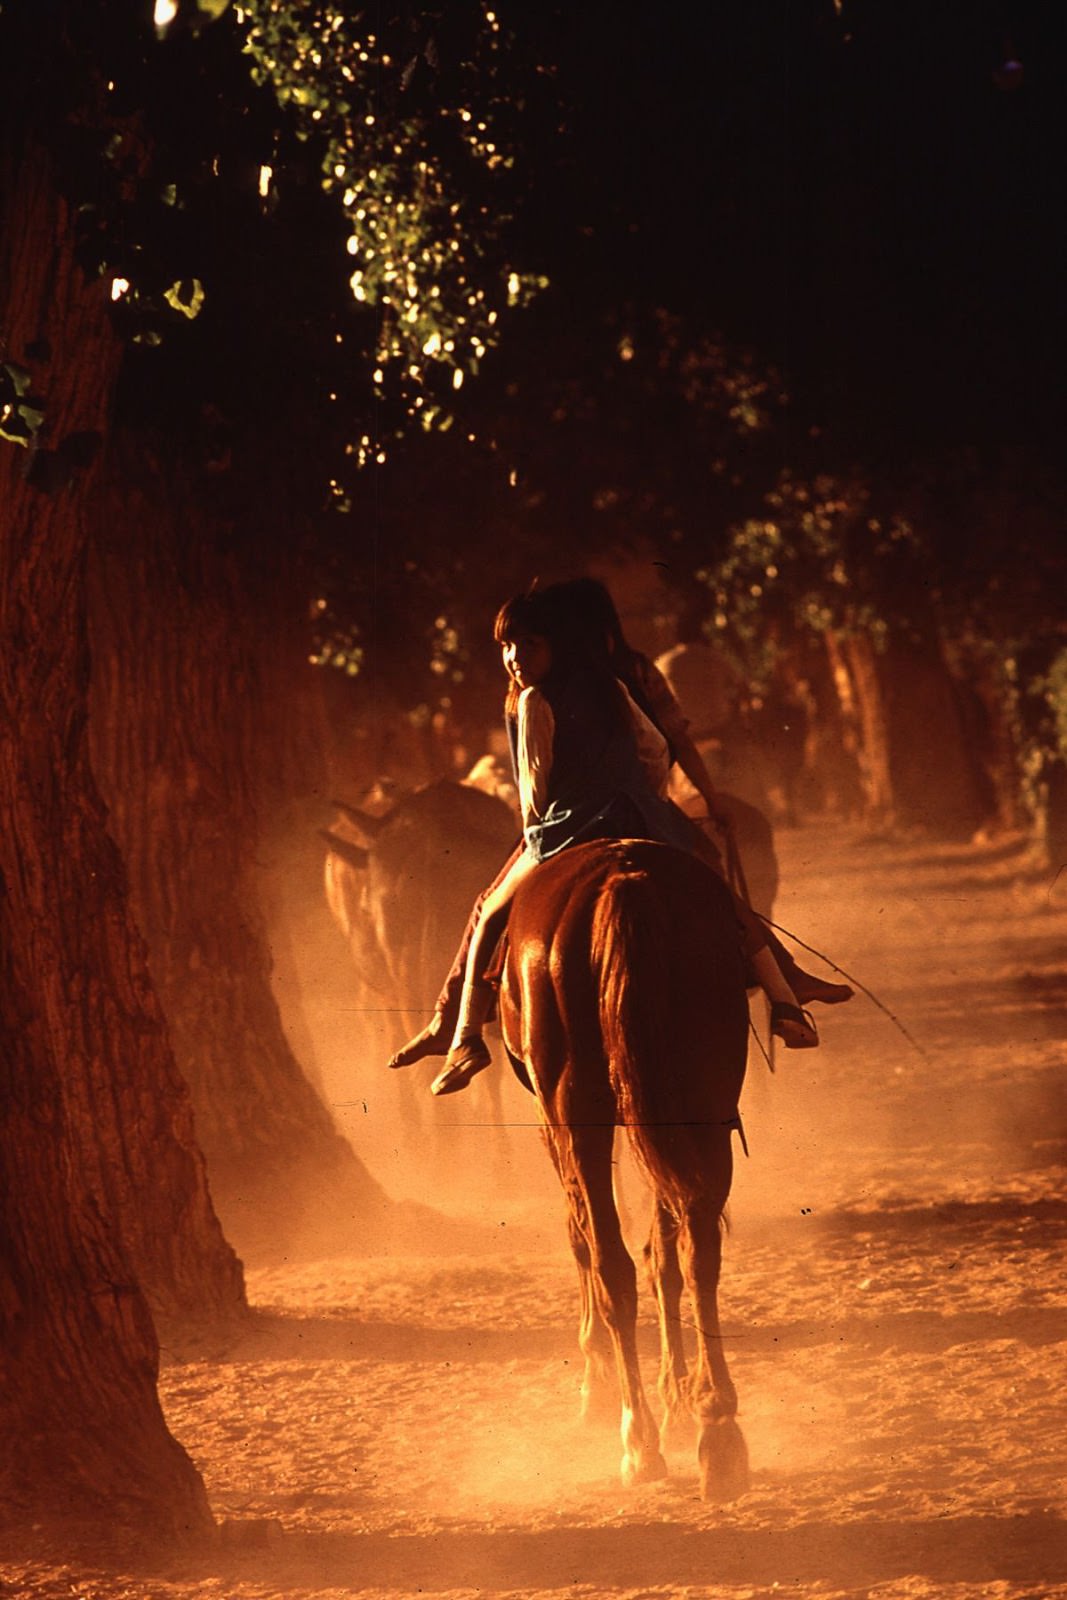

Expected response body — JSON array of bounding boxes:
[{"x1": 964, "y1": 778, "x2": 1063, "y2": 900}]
[
  {"x1": 671, "y1": 727, "x2": 731, "y2": 824},
  {"x1": 516, "y1": 687, "x2": 555, "y2": 826},
  {"x1": 619, "y1": 683, "x2": 671, "y2": 797},
  {"x1": 638, "y1": 656, "x2": 730, "y2": 824}
]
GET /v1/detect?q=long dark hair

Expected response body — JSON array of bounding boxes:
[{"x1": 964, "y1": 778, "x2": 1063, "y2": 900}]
[
  {"x1": 537, "y1": 578, "x2": 666, "y2": 738},
  {"x1": 493, "y1": 585, "x2": 630, "y2": 729},
  {"x1": 493, "y1": 590, "x2": 550, "y2": 719}
]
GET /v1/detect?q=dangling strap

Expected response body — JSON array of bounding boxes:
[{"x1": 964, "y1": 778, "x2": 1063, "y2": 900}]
[
  {"x1": 724, "y1": 1111, "x2": 749, "y2": 1158},
  {"x1": 758, "y1": 913, "x2": 929, "y2": 1060},
  {"x1": 721, "y1": 819, "x2": 752, "y2": 904},
  {"x1": 748, "y1": 1011, "x2": 775, "y2": 1075}
]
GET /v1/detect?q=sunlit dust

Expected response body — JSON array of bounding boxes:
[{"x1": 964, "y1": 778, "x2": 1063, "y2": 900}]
[{"x1": 16, "y1": 815, "x2": 1062, "y2": 1598}]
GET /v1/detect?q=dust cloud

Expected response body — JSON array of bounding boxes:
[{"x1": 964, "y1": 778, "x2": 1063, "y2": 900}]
[{"x1": 9, "y1": 821, "x2": 1062, "y2": 1598}]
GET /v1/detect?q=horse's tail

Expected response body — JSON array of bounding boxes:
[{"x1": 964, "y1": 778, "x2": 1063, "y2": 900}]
[{"x1": 591, "y1": 863, "x2": 692, "y2": 1208}]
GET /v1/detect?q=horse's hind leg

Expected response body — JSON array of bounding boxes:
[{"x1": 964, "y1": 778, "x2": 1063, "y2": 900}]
[
  {"x1": 555, "y1": 1120, "x2": 667, "y2": 1487},
  {"x1": 645, "y1": 1200, "x2": 691, "y2": 1448},
  {"x1": 677, "y1": 1134, "x2": 750, "y2": 1501},
  {"x1": 566, "y1": 1213, "x2": 616, "y2": 1426},
  {"x1": 540, "y1": 1127, "x2": 615, "y2": 1422}
]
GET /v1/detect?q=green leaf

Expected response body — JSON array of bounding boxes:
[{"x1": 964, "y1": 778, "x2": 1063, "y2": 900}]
[
  {"x1": 0, "y1": 410, "x2": 33, "y2": 446},
  {"x1": 18, "y1": 403, "x2": 46, "y2": 434},
  {"x1": 2, "y1": 361, "x2": 32, "y2": 396},
  {"x1": 163, "y1": 278, "x2": 206, "y2": 318}
]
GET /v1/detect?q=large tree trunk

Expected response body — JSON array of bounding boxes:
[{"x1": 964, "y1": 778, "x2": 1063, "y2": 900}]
[
  {"x1": 88, "y1": 444, "x2": 391, "y2": 1262},
  {"x1": 826, "y1": 624, "x2": 996, "y2": 838},
  {"x1": 883, "y1": 632, "x2": 993, "y2": 838},
  {"x1": 962, "y1": 649, "x2": 1026, "y2": 836},
  {"x1": 1, "y1": 134, "x2": 237, "y2": 1537},
  {"x1": 825, "y1": 628, "x2": 895, "y2": 826},
  {"x1": 779, "y1": 637, "x2": 866, "y2": 820}
]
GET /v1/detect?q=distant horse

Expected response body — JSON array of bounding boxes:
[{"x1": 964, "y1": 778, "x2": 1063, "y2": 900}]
[
  {"x1": 321, "y1": 780, "x2": 517, "y2": 1159},
  {"x1": 497, "y1": 837, "x2": 751, "y2": 1500}
]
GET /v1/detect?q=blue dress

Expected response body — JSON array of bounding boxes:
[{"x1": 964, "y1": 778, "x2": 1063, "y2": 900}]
[{"x1": 508, "y1": 672, "x2": 703, "y2": 865}]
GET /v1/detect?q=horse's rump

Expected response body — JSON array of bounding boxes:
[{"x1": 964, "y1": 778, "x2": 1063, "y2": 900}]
[
  {"x1": 502, "y1": 840, "x2": 749, "y2": 1191},
  {"x1": 589, "y1": 845, "x2": 749, "y2": 1203}
]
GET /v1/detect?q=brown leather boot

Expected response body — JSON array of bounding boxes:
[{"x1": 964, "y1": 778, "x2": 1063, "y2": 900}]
[
  {"x1": 430, "y1": 1035, "x2": 493, "y2": 1095},
  {"x1": 770, "y1": 1001, "x2": 819, "y2": 1049},
  {"x1": 773, "y1": 939, "x2": 854, "y2": 1006},
  {"x1": 790, "y1": 972, "x2": 854, "y2": 1006},
  {"x1": 386, "y1": 1014, "x2": 449, "y2": 1069},
  {"x1": 430, "y1": 981, "x2": 494, "y2": 1095}
]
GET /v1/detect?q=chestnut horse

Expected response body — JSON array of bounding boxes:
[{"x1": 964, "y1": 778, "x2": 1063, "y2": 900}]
[{"x1": 497, "y1": 837, "x2": 751, "y2": 1500}]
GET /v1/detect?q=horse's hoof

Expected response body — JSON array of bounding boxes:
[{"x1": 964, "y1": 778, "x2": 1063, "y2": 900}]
[
  {"x1": 659, "y1": 1406, "x2": 695, "y2": 1453},
  {"x1": 621, "y1": 1448, "x2": 669, "y2": 1487},
  {"x1": 699, "y1": 1417, "x2": 750, "y2": 1502}
]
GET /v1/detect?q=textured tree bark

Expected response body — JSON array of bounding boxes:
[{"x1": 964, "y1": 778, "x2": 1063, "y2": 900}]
[
  {"x1": 781, "y1": 640, "x2": 865, "y2": 819},
  {"x1": 883, "y1": 632, "x2": 992, "y2": 837},
  {"x1": 87, "y1": 448, "x2": 391, "y2": 1262},
  {"x1": 825, "y1": 629, "x2": 896, "y2": 825},
  {"x1": 1, "y1": 136, "x2": 236, "y2": 1536},
  {"x1": 962, "y1": 651, "x2": 1026, "y2": 836}
]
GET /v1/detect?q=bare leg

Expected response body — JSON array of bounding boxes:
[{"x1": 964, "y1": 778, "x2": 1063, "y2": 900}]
[
  {"x1": 764, "y1": 927, "x2": 854, "y2": 1006},
  {"x1": 430, "y1": 849, "x2": 541, "y2": 1095},
  {"x1": 711, "y1": 850, "x2": 845, "y2": 1028},
  {"x1": 751, "y1": 946, "x2": 819, "y2": 1048},
  {"x1": 388, "y1": 844, "x2": 523, "y2": 1068}
]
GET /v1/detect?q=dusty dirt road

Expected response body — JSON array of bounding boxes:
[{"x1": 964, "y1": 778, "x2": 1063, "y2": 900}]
[{"x1": 5, "y1": 826, "x2": 1066, "y2": 1599}]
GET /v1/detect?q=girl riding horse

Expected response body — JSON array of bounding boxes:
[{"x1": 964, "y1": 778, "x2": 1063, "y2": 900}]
[{"x1": 390, "y1": 585, "x2": 848, "y2": 1095}]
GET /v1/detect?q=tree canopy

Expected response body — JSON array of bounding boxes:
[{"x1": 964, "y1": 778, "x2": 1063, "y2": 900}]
[{"x1": 1, "y1": 0, "x2": 542, "y2": 477}]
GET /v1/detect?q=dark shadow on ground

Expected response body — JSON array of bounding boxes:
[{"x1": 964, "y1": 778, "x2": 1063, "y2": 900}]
[
  {"x1": 829, "y1": 836, "x2": 1039, "y2": 876},
  {"x1": 867, "y1": 960, "x2": 1067, "y2": 1018},
  {"x1": 187, "y1": 1289, "x2": 1064, "y2": 1369},
  {"x1": 726, "y1": 1303, "x2": 1066, "y2": 1357},
  {"x1": 815, "y1": 1194, "x2": 1067, "y2": 1240},
  {"x1": 146, "y1": 1509, "x2": 1067, "y2": 1593},
  {"x1": 207, "y1": 1309, "x2": 577, "y2": 1365}
]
